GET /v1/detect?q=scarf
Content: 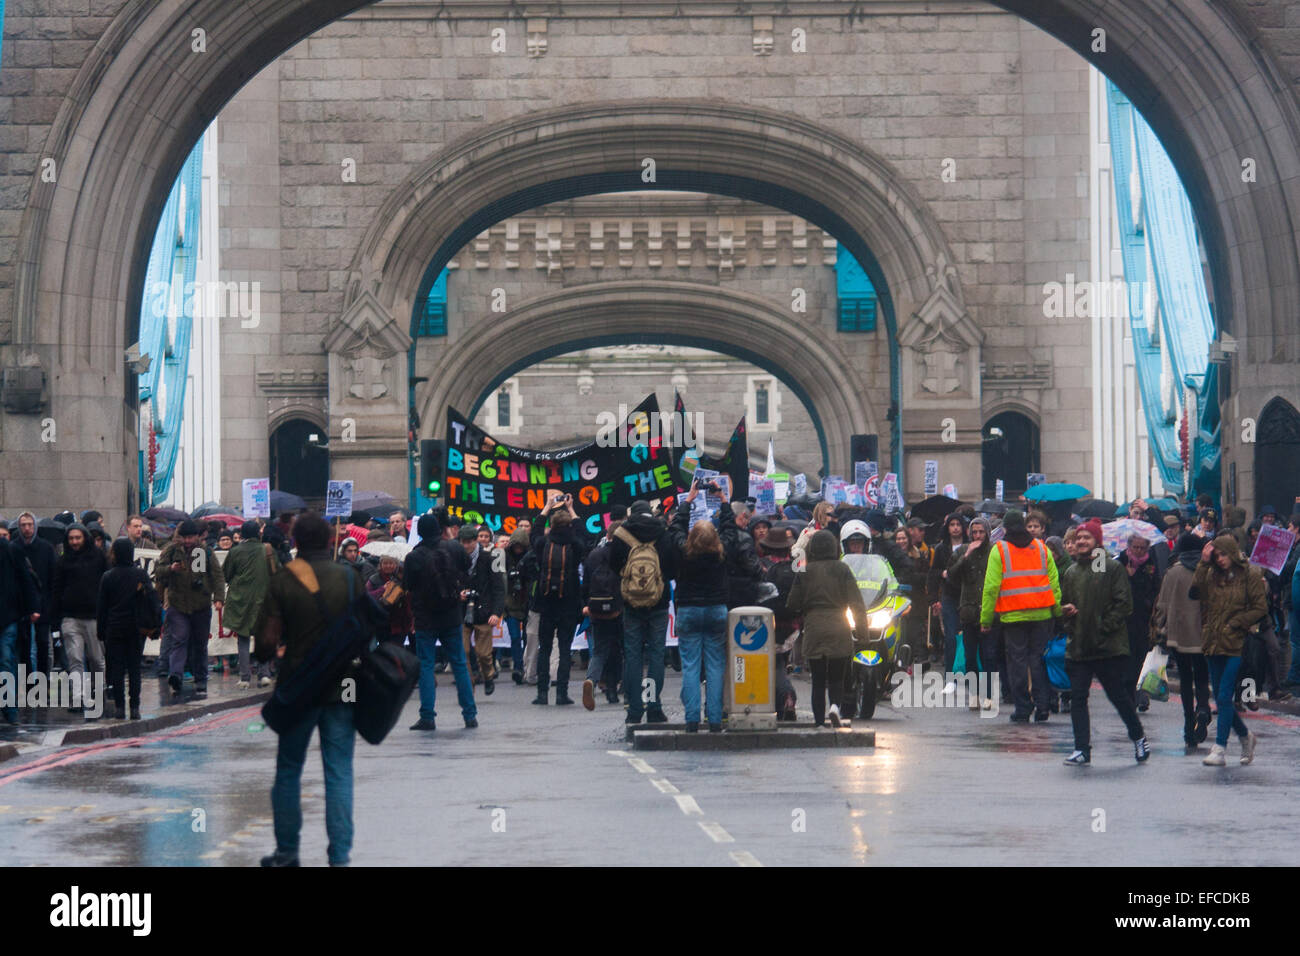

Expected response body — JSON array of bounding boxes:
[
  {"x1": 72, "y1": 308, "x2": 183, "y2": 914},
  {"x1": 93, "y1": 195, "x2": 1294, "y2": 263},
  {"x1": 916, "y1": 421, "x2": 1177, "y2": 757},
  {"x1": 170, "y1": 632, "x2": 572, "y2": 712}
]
[{"x1": 1125, "y1": 549, "x2": 1150, "y2": 576}]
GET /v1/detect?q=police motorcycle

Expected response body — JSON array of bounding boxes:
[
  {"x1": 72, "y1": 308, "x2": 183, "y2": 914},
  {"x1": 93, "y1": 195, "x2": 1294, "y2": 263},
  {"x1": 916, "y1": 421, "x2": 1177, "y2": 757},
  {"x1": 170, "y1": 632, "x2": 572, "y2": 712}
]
[{"x1": 840, "y1": 521, "x2": 912, "y2": 720}]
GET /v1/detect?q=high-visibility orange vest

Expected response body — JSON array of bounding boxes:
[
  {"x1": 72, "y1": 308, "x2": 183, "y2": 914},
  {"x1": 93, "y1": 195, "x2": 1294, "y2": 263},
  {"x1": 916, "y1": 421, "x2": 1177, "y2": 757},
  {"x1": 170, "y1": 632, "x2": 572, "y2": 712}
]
[{"x1": 994, "y1": 539, "x2": 1055, "y2": 612}]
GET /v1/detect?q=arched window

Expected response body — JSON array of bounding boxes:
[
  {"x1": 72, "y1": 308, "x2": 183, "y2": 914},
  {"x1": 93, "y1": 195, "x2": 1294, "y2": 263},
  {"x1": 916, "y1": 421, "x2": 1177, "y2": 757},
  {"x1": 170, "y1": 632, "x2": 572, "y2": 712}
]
[
  {"x1": 981, "y1": 411, "x2": 1041, "y2": 500},
  {"x1": 269, "y1": 418, "x2": 329, "y2": 501},
  {"x1": 1255, "y1": 398, "x2": 1300, "y2": 518}
]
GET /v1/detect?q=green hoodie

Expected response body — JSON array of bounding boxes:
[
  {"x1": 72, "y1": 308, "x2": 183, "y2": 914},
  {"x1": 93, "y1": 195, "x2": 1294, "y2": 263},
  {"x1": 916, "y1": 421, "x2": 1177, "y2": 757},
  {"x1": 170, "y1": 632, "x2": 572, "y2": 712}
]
[{"x1": 1060, "y1": 551, "x2": 1132, "y2": 661}]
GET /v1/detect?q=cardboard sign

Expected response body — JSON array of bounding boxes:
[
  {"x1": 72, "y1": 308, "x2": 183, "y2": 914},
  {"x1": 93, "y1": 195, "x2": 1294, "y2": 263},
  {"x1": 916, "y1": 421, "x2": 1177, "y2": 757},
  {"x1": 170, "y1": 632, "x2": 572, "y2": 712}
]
[
  {"x1": 325, "y1": 480, "x2": 353, "y2": 519},
  {"x1": 995, "y1": 479, "x2": 1004, "y2": 502},
  {"x1": 792, "y1": 473, "x2": 807, "y2": 497},
  {"x1": 1249, "y1": 523, "x2": 1296, "y2": 576},
  {"x1": 242, "y1": 477, "x2": 270, "y2": 518},
  {"x1": 1026, "y1": 473, "x2": 1047, "y2": 488},
  {"x1": 881, "y1": 472, "x2": 902, "y2": 513},
  {"x1": 864, "y1": 473, "x2": 880, "y2": 506},
  {"x1": 942, "y1": 483, "x2": 958, "y2": 500},
  {"x1": 854, "y1": 461, "x2": 871, "y2": 488},
  {"x1": 924, "y1": 460, "x2": 938, "y2": 496},
  {"x1": 754, "y1": 479, "x2": 776, "y2": 515}
]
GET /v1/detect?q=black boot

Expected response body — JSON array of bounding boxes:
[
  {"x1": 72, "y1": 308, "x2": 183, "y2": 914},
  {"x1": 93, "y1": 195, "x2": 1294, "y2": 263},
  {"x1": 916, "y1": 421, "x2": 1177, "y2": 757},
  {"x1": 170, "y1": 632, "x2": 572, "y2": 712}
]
[{"x1": 555, "y1": 686, "x2": 574, "y2": 705}]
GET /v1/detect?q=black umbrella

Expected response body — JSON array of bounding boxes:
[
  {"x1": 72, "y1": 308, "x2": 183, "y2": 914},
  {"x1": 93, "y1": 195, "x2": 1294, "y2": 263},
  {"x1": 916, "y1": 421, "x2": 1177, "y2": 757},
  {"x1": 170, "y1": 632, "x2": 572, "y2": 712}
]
[
  {"x1": 36, "y1": 517, "x2": 67, "y2": 545},
  {"x1": 144, "y1": 506, "x2": 189, "y2": 524},
  {"x1": 976, "y1": 499, "x2": 1009, "y2": 515},
  {"x1": 351, "y1": 491, "x2": 400, "y2": 513},
  {"x1": 269, "y1": 490, "x2": 307, "y2": 514},
  {"x1": 910, "y1": 494, "x2": 969, "y2": 525},
  {"x1": 190, "y1": 501, "x2": 232, "y2": 518},
  {"x1": 1078, "y1": 498, "x2": 1120, "y2": 518}
]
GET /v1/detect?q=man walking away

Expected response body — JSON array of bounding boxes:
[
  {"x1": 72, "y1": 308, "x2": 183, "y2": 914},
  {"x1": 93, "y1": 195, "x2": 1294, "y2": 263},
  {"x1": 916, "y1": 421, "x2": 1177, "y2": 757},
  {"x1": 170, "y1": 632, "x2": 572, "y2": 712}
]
[
  {"x1": 153, "y1": 520, "x2": 226, "y2": 702},
  {"x1": 503, "y1": 527, "x2": 536, "y2": 685},
  {"x1": 610, "y1": 499, "x2": 677, "y2": 724},
  {"x1": 980, "y1": 509, "x2": 1061, "y2": 722},
  {"x1": 1059, "y1": 519, "x2": 1148, "y2": 764},
  {"x1": 1151, "y1": 533, "x2": 1212, "y2": 749},
  {"x1": 254, "y1": 513, "x2": 360, "y2": 867},
  {"x1": 530, "y1": 496, "x2": 587, "y2": 706},
  {"x1": 581, "y1": 522, "x2": 625, "y2": 709},
  {"x1": 404, "y1": 513, "x2": 475, "y2": 731},
  {"x1": 97, "y1": 538, "x2": 160, "y2": 721},
  {"x1": 222, "y1": 521, "x2": 277, "y2": 689}
]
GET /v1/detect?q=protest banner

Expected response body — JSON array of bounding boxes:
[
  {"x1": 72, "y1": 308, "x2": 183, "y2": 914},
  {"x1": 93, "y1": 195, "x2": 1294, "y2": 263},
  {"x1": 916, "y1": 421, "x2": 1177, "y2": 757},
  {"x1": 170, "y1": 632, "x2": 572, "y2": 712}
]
[
  {"x1": 242, "y1": 478, "x2": 270, "y2": 518},
  {"x1": 754, "y1": 479, "x2": 777, "y2": 514},
  {"x1": 1249, "y1": 524, "x2": 1296, "y2": 576},
  {"x1": 445, "y1": 395, "x2": 684, "y2": 538},
  {"x1": 924, "y1": 460, "x2": 938, "y2": 496}
]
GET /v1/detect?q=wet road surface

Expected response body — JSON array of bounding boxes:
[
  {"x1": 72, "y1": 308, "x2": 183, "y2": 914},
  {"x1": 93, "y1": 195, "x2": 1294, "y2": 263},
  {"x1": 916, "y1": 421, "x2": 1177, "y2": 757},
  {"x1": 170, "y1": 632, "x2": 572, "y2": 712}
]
[{"x1": 2, "y1": 671, "x2": 1297, "y2": 866}]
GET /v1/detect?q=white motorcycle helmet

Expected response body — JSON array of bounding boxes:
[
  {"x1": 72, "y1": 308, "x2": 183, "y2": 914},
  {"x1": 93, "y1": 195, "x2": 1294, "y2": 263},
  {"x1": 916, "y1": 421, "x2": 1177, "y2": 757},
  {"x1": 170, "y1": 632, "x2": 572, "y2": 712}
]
[{"x1": 839, "y1": 519, "x2": 872, "y2": 553}]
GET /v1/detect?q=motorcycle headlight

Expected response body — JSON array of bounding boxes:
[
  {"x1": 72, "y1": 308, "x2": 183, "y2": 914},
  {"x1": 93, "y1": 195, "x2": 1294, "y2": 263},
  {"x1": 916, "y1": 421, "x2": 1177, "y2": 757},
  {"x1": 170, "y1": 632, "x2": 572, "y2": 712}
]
[{"x1": 868, "y1": 609, "x2": 894, "y2": 631}]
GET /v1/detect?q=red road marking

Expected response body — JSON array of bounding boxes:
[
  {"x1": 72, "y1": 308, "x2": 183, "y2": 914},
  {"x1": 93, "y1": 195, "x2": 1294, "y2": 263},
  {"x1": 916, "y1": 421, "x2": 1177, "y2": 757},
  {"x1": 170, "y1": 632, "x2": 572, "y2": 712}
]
[{"x1": 0, "y1": 706, "x2": 262, "y2": 787}]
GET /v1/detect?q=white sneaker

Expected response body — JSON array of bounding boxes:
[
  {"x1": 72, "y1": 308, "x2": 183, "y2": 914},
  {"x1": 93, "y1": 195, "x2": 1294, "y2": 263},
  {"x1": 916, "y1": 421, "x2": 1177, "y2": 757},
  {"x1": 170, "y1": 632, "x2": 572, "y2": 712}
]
[
  {"x1": 968, "y1": 697, "x2": 981, "y2": 711},
  {"x1": 828, "y1": 704, "x2": 842, "y2": 729},
  {"x1": 258, "y1": 676, "x2": 272, "y2": 688},
  {"x1": 236, "y1": 679, "x2": 250, "y2": 689},
  {"x1": 1202, "y1": 744, "x2": 1227, "y2": 766},
  {"x1": 943, "y1": 681, "x2": 957, "y2": 695},
  {"x1": 1240, "y1": 732, "x2": 1258, "y2": 765},
  {"x1": 981, "y1": 697, "x2": 995, "y2": 710}
]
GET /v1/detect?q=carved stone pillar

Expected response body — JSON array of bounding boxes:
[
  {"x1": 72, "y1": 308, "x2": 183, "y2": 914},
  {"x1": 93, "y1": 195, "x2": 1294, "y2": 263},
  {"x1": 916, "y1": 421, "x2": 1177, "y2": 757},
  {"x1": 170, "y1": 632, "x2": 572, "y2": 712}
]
[
  {"x1": 322, "y1": 290, "x2": 412, "y2": 498},
  {"x1": 897, "y1": 259, "x2": 984, "y2": 502}
]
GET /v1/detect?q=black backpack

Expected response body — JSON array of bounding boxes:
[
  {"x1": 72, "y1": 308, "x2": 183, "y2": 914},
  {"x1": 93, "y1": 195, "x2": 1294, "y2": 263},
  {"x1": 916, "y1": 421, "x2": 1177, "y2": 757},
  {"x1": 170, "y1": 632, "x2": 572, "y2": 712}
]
[
  {"x1": 762, "y1": 555, "x2": 796, "y2": 612},
  {"x1": 419, "y1": 542, "x2": 461, "y2": 611},
  {"x1": 353, "y1": 641, "x2": 419, "y2": 745},
  {"x1": 585, "y1": 545, "x2": 622, "y2": 619}
]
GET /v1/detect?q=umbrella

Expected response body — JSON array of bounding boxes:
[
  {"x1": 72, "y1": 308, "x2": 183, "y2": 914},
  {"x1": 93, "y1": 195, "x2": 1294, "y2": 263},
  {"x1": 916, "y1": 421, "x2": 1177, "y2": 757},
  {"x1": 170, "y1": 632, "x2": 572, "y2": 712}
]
[
  {"x1": 144, "y1": 506, "x2": 189, "y2": 524},
  {"x1": 360, "y1": 541, "x2": 411, "y2": 561},
  {"x1": 910, "y1": 494, "x2": 969, "y2": 525},
  {"x1": 195, "y1": 513, "x2": 245, "y2": 529},
  {"x1": 976, "y1": 499, "x2": 1009, "y2": 515},
  {"x1": 1023, "y1": 482, "x2": 1090, "y2": 502},
  {"x1": 1101, "y1": 518, "x2": 1163, "y2": 554},
  {"x1": 36, "y1": 517, "x2": 67, "y2": 545},
  {"x1": 351, "y1": 491, "x2": 400, "y2": 513},
  {"x1": 189, "y1": 501, "x2": 232, "y2": 518},
  {"x1": 269, "y1": 490, "x2": 307, "y2": 514},
  {"x1": 1078, "y1": 498, "x2": 1120, "y2": 518}
]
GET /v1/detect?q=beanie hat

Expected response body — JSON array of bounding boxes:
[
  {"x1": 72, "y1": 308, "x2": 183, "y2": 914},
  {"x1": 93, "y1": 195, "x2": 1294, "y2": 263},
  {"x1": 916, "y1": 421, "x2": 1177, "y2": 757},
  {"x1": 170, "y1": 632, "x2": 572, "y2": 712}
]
[
  {"x1": 458, "y1": 524, "x2": 478, "y2": 541},
  {"x1": 1002, "y1": 509, "x2": 1026, "y2": 533},
  {"x1": 416, "y1": 513, "x2": 441, "y2": 542},
  {"x1": 1078, "y1": 519, "x2": 1105, "y2": 546},
  {"x1": 630, "y1": 501, "x2": 652, "y2": 516},
  {"x1": 177, "y1": 519, "x2": 201, "y2": 537},
  {"x1": 1174, "y1": 532, "x2": 1202, "y2": 556}
]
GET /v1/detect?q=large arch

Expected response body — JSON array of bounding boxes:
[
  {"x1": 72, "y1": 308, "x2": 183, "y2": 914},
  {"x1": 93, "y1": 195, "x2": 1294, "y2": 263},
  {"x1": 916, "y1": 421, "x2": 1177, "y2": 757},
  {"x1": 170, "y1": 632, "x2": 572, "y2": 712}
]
[
  {"x1": 415, "y1": 281, "x2": 881, "y2": 477},
  {"x1": 8, "y1": 0, "x2": 1300, "y2": 516}
]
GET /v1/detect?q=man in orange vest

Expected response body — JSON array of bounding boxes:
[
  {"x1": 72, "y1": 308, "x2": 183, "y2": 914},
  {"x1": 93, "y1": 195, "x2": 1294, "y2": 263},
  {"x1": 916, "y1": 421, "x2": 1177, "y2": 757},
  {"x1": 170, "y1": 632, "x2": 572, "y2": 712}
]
[{"x1": 981, "y1": 509, "x2": 1062, "y2": 722}]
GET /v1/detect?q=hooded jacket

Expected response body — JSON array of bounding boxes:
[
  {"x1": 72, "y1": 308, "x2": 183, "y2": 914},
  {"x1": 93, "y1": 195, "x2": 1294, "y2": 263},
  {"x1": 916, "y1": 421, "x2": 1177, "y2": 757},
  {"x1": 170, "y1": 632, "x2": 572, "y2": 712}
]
[
  {"x1": 1192, "y1": 535, "x2": 1267, "y2": 657},
  {"x1": 608, "y1": 510, "x2": 676, "y2": 612},
  {"x1": 51, "y1": 523, "x2": 108, "y2": 622},
  {"x1": 464, "y1": 543, "x2": 506, "y2": 624},
  {"x1": 948, "y1": 528, "x2": 993, "y2": 628},
  {"x1": 504, "y1": 527, "x2": 537, "y2": 618},
  {"x1": 221, "y1": 537, "x2": 277, "y2": 636},
  {"x1": 1060, "y1": 549, "x2": 1132, "y2": 661},
  {"x1": 716, "y1": 502, "x2": 764, "y2": 608},
  {"x1": 1151, "y1": 542, "x2": 1203, "y2": 654},
  {"x1": 96, "y1": 538, "x2": 158, "y2": 639},
  {"x1": 404, "y1": 514, "x2": 470, "y2": 632},
  {"x1": 785, "y1": 530, "x2": 868, "y2": 660},
  {"x1": 1223, "y1": 505, "x2": 1249, "y2": 553},
  {"x1": 529, "y1": 515, "x2": 588, "y2": 612},
  {"x1": 154, "y1": 534, "x2": 226, "y2": 613}
]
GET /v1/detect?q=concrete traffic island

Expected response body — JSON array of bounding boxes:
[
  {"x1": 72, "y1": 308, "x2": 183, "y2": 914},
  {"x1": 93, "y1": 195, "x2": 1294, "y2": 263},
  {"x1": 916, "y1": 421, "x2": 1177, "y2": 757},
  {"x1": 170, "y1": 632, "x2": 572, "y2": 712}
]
[{"x1": 628, "y1": 722, "x2": 875, "y2": 750}]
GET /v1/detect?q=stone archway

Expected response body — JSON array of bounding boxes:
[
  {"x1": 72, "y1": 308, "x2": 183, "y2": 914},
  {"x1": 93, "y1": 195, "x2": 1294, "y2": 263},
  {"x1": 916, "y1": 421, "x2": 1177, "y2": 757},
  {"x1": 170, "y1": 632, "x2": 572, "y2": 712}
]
[
  {"x1": 416, "y1": 281, "x2": 881, "y2": 479},
  {"x1": 338, "y1": 100, "x2": 976, "y2": 492},
  {"x1": 7, "y1": 0, "x2": 1300, "y2": 517}
]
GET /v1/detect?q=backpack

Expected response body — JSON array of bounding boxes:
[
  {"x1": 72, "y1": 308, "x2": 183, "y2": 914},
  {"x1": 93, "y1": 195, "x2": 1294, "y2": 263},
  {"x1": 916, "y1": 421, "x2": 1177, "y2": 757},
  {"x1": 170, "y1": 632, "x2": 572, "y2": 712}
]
[
  {"x1": 614, "y1": 526, "x2": 664, "y2": 608},
  {"x1": 762, "y1": 556, "x2": 796, "y2": 611},
  {"x1": 353, "y1": 640, "x2": 419, "y2": 745},
  {"x1": 585, "y1": 545, "x2": 622, "y2": 619},
  {"x1": 539, "y1": 538, "x2": 573, "y2": 600},
  {"x1": 133, "y1": 571, "x2": 163, "y2": 638}
]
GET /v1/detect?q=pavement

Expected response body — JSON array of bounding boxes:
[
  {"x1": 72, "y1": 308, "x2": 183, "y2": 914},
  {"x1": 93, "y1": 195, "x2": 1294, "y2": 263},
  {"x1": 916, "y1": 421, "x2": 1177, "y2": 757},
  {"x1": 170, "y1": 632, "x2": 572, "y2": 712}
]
[{"x1": 0, "y1": 658, "x2": 1297, "y2": 866}]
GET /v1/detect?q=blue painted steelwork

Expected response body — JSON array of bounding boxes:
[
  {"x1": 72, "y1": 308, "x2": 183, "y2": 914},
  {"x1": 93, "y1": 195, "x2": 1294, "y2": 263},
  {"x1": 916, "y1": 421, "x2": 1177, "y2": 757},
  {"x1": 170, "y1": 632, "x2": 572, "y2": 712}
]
[
  {"x1": 418, "y1": 268, "x2": 449, "y2": 336},
  {"x1": 137, "y1": 135, "x2": 205, "y2": 505},
  {"x1": 836, "y1": 250, "x2": 878, "y2": 332},
  {"x1": 1, "y1": 0, "x2": 7, "y2": 69},
  {"x1": 1105, "y1": 81, "x2": 1219, "y2": 496}
]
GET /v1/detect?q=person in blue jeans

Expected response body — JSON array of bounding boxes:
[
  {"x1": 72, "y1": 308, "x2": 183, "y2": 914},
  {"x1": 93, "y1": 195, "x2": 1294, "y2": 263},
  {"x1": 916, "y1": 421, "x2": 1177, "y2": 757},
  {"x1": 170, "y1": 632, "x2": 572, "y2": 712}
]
[
  {"x1": 0, "y1": 534, "x2": 40, "y2": 723},
  {"x1": 254, "y1": 512, "x2": 361, "y2": 866},
  {"x1": 610, "y1": 500, "x2": 677, "y2": 725},
  {"x1": 403, "y1": 513, "x2": 476, "y2": 731},
  {"x1": 1192, "y1": 536, "x2": 1266, "y2": 767},
  {"x1": 668, "y1": 484, "x2": 732, "y2": 731}
]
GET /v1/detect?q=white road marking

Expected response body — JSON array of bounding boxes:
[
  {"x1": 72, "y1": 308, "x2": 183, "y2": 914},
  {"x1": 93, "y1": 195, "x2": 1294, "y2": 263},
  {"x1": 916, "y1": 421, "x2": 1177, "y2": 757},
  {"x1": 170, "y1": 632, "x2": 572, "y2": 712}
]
[
  {"x1": 730, "y1": 850, "x2": 763, "y2": 867},
  {"x1": 627, "y1": 757, "x2": 656, "y2": 774},
  {"x1": 674, "y1": 794, "x2": 704, "y2": 816},
  {"x1": 698, "y1": 821, "x2": 734, "y2": 843},
  {"x1": 650, "y1": 778, "x2": 679, "y2": 794},
  {"x1": 606, "y1": 750, "x2": 632, "y2": 757}
]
